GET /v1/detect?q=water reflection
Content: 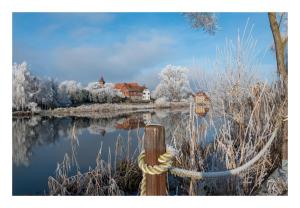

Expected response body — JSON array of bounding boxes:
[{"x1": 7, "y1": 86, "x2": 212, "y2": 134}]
[
  {"x1": 12, "y1": 107, "x2": 216, "y2": 195},
  {"x1": 13, "y1": 116, "x2": 64, "y2": 167},
  {"x1": 195, "y1": 104, "x2": 209, "y2": 117},
  {"x1": 115, "y1": 115, "x2": 146, "y2": 130},
  {"x1": 12, "y1": 109, "x2": 190, "y2": 168}
]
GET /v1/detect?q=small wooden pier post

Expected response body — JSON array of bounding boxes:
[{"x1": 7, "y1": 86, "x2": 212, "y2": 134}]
[{"x1": 144, "y1": 124, "x2": 167, "y2": 195}]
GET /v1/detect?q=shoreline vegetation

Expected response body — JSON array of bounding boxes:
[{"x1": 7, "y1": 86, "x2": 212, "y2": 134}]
[{"x1": 12, "y1": 101, "x2": 191, "y2": 118}]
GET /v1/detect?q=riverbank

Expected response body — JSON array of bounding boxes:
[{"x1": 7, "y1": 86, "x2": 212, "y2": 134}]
[{"x1": 13, "y1": 102, "x2": 190, "y2": 119}]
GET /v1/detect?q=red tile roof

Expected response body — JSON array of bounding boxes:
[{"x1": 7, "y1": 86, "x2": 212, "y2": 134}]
[
  {"x1": 194, "y1": 91, "x2": 210, "y2": 101},
  {"x1": 115, "y1": 82, "x2": 145, "y2": 91},
  {"x1": 114, "y1": 82, "x2": 146, "y2": 97}
]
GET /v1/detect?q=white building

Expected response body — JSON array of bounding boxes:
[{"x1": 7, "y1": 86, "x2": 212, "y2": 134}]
[{"x1": 142, "y1": 89, "x2": 151, "y2": 101}]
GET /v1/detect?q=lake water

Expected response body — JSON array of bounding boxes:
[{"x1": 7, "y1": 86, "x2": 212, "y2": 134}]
[{"x1": 13, "y1": 107, "x2": 214, "y2": 195}]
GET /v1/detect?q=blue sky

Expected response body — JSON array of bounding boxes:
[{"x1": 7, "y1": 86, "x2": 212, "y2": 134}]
[{"x1": 13, "y1": 13, "x2": 277, "y2": 89}]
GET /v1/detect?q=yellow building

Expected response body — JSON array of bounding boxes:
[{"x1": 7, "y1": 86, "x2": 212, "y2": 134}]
[{"x1": 194, "y1": 92, "x2": 210, "y2": 105}]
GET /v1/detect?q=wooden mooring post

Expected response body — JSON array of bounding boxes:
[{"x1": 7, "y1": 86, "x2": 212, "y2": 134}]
[{"x1": 144, "y1": 124, "x2": 167, "y2": 195}]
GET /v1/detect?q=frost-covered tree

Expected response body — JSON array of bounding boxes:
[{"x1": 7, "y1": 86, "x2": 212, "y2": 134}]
[
  {"x1": 56, "y1": 87, "x2": 72, "y2": 107},
  {"x1": 184, "y1": 13, "x2": 218, "y2": 35},
  {"x1": 12, "y1": 62, "x2": 62, "y2": 110},
  {"x1": 59, "y1": 80, "x2": 89, "y2": 105},
  {"x1": 12, "y1": 62, "x2": 39, "y2": 111},
  {"x1": 12, "y1": 62, "x2": 126, "y2": 110},
  {"x1": 86, "y1": 82, "x2": 124, "y2": 103},
  {"x1": 154, "y1": 65, "x2": 192, "y2": 101},
  {"x1": 33, "y1": 78, "x2": 60, "y2": 109}
]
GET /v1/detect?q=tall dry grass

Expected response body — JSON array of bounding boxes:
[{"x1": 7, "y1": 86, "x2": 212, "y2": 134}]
[
  {"x1": 170, "y1": 22, "x2": 288, "y2": 195},
  {"x1": 48, "y1": 22, "x2": 287, "y2": 196},
  {"x1": 48, "y1": 125, "x2": 143, "y2": 196}
]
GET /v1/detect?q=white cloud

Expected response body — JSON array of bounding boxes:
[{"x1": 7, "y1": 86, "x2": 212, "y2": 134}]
[
  {"x1": 46, "y1": 32, "x2": 175, "y2": 83},
  {"x1": 40, "y1": 24, "x2": 62, "y2": 36},
  {"x1": 14, "y1": 30, "x2": 176, "y2": 85},
  {"x1": 69, "y1": 27, "x2": 102, "y2": 38},
  {"x1": 53, "y1": 13, "x2": 115, "y2": 25}
]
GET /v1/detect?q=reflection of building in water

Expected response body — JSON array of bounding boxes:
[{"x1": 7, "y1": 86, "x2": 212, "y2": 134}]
[
  {"x1": 194, "y1": 91, "x2": 210, "y2": 105},
  {"x1": 143, "y1": 113, "x2": 152, "y2": 124},
  {"x1": 100, "y1": 129, "x2": 106, "y2": 136},
  {"x1": 195, "y1": 104, "x2": 209, "y2": 117},
  {"x1": 115, "y1": 116, "x2": 145, "y2": 130}
]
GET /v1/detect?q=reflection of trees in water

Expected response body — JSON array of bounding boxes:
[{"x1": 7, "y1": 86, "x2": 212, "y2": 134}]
[
  {"x1": 153, "y1": 107, "x2": 217, "y2": 153},
  {"x1": 13, "y1": 116, "x2": 74, "y2": 167},
  {"x1": 87, "y1": 118, "x2": 120, "y2": 135},
  {"x1": 12, "y1": 110, "x2": 191, "y2": 167},
  {"x1": 152, "y1": 109, "x2": 190, "y2": 144},
  {"x1": 12, "y1": 115, "x2": 143, "y2": 167},
  {"x1": 13, "y1": 117, "x2": 36, "y2": 167}
]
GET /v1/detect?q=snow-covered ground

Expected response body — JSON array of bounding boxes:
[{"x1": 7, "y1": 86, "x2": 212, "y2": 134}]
[{"x1": 41, "y1": 102, "x2": 190, "y2": 118}]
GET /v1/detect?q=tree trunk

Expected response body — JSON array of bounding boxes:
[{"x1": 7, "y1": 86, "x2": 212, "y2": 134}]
[
  {"x1": 268, "y1": 12, "x2": 288, "y2": 82},
  {"x1": 268, "y1": 12, "x2": 288, "y2": 165}
]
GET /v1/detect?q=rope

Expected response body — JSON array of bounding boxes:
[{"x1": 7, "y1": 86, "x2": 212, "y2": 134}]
[
  {"x1": 138, "y1": 125, "x2": 280, "y2": 194},
  {"x1": 170, "y1": 125, "x2": 279, "y2": 179},
  {"x1": 138, "y1": 150, "x2": 173, "y2": 195}
]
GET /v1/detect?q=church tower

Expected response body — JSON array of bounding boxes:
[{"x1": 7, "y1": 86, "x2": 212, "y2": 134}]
[{"x1": 99, "y1": 75, "x2": 105, "y2": 88}]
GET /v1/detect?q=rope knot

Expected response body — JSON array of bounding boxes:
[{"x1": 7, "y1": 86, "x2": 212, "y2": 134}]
[{"x1": 138, "y1": 149, "x2": 174, "y2": 195}]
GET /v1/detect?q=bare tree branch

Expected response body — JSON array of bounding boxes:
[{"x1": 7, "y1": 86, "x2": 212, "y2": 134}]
[{"x1": 183, "y1": 12, "x2": 218, "y2": 35}]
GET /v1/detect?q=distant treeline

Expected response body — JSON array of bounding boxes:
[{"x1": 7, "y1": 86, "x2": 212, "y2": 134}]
[{"x1": 12, "y1": 62, "x2": 125, "y2": 111}]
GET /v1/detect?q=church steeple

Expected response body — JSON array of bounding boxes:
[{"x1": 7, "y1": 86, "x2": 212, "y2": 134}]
[{"x1": 99, "y1": 75, "x2": 105, "y2": 88}]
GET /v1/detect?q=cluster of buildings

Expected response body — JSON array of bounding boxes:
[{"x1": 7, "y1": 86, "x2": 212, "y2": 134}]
[
  {"x1": 98, "y1": 76, "x2": 151, "y2": 102},
  {"x1": 98, "y1": 75, "x2": 210, "y2": 107}
]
